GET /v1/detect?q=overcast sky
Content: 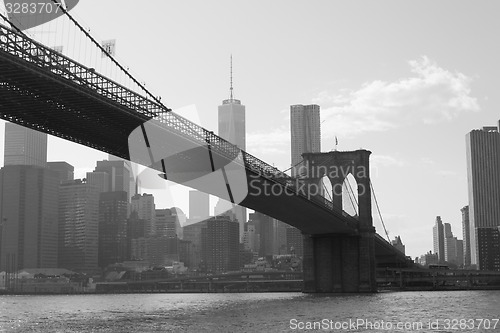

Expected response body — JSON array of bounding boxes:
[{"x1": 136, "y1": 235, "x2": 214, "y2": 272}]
[{"x1": 1, "y1": 0, "x2": 499, "y2": 258}]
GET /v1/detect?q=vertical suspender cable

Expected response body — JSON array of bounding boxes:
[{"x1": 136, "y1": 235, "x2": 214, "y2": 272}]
[
  {"x1": 344, "y1": 181, "x2": 358, "y2": 215},
  {"x1": 370, "y1": 180, "x2": 390, "y2": 242}
]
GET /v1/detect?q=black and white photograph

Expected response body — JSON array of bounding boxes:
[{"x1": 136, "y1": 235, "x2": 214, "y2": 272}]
[{"x1": 0, "y1": 1, "x2": 499, "y2": 332}]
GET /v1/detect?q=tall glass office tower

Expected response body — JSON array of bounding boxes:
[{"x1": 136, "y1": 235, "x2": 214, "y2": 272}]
[
  {"x1": 290, "y1": 104, "x2": 321, "y2": 177},
  {"x1": 217, "y1": 57, "x2": 246, "y2": 240},
  {"x1": 4, "y1": 122, "x2": 47, "y2": 167},
  {"x1": 466, "y1": 125, "x2": 500, "y2": 270}
]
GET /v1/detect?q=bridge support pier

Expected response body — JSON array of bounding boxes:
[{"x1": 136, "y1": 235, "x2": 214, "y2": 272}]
[
  {"x1": 303, "y1": 227, "x2": 377, "y2": 293},
  {"x1": 301, "y1": 149, "x2": 377, "y2": 292}
]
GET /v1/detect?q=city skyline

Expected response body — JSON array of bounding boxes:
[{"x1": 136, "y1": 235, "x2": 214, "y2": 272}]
[
  {"x1": 0, "y1": 1, "x2": 499, "y2": 259},
  {"x1": 2, "y1": 1, "x2": 500, "y2": 330}
]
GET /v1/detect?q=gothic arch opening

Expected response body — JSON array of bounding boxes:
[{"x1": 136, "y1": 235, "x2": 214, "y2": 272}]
[
  {"x1": 342, "y1": 173, "x2": 358, "y2": 217},
  {"x1": 321, "y1": 175, "x2": 332, "y2": 202}
]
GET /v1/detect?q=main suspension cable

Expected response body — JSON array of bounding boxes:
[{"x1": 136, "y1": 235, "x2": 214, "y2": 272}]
[{"x1": 49, "y1": 0, "x2": 169, "y2": 111}]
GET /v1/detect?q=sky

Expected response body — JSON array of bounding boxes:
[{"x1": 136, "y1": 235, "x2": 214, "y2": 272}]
[{"x1": 1, "y1": 0, "x2": 500, "y2": 258}]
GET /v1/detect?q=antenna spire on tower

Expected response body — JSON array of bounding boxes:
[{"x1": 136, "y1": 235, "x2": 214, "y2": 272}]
[{"x1": 230, "y1": 54, "x2": 233, "y2": 100}]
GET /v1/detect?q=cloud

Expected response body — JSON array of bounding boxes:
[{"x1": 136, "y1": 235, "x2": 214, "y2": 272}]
[
  {"x1": 437, "y1": 170, "x2": 459, "y2": 177},
  {"x1": 371, "y1": 154, "x2": 406, "y2": 168},
  {"x1": 245, "y1": 56, "x2": 478, "y2": 168},
  {"x1": 420, "y1": 157, "x2": 436, "y2": 166},
  {"x1": 246, "y1": 126, "x2": 290, "y2": 166},
  {"x1": 317, "y1": 56, "x2": 480, "y2": 138}
]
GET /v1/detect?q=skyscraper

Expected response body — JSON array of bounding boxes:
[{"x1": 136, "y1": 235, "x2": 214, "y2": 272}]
[
  {"x1": 444, "y1": 235, "x2": 457, "y2": 263},
  {"x1": 218, "y1": 57, "x2": 245, "y2": 150},
  {"x1": 58, "y1": 179, "x2": 100, "y2": 273},
  {"x1": 246, "y1": 213, "x2": 261, "y2": 253},
  {"x1": 0, "y1": 165, "x2": 59, "y2": 271},
  {"x1": 461, "y1": 206, "x2": 471, "y2": 267},
  {"x1": 47, "y1": 162, "x2": 74, "y2": 183},
  {"x1": 130, "y1": 193, "x2": 155, "y2": 236},
  {"x1": 445, "y1": 237, "x2": 464, "y2": 267},
  {"x1": 108, "y1": 154, "x2": 136, "y2": 201},
  {"x1": 466, "y1": 125, "x2": 500, "y2": 269},
  {"x1": 248, "y1": 212, "x2": 288, "y2": 257},
  {"x1": 94, "y1": 160, "x2": 132, "y2": 202},
  {"x1": 433, "y1": 216, "x2": 445, "y2": 263},
  {"x1": 0, "y1": 123, "x2": 57, "y2": 272},
  {"x1": 98, "y1": 191, "x2": 128, "y2": 268},
  {"x1": 170, "y1": 207, "x2": 185, "y2": 239},
  {"x1": 288, "y1": 104, "x2": 321, "y2": 250},
  {"x1": 251, "y1": 212, "x2": 274, "y2": 257},
  {"x1": 242, "y1": 223, "x2": 259, "y2": 252},
  {"x1": 286, "y1": 225, "x2": 304, "y2": 257},
  {"x1": 290, "y1": 104, "x2": 321, "y2": 177},
  {"x1": 475, "y1": 227, "x2": 500, "y2": 270},
  {"x1": 155, "y1": 209, "x2": 177, "y2": 238},
  {"x1": 456, "y1": 239, "x2": 464, "y2": 267},
  {"x1": 143, "y1": 235, "x2": 179, "y2": 266},
  {"x1": 217, "y1": 57, "x2": 246, "y2": 240},
  {"x1": 127, "y1": 211, "x2": 145, "y2": 260},
  {"x1": 183, "y1": 220, "x2": 208, "y2": 269},
  {"x1": 4, "y1": 123, "x2": 47, "y2": 167},
  {"x1": 444, "y1": 223, "x2": 453, "y2": 239},
  {"x1": 86, "y1": 171, "x2": 110, "y2": 194},
  {"x1": 274, "y1": 219, "x2": 288, "y2": 255},
  {"x1": 189, "y1": 190, "x2": 209, "y2": 222},
  {"x1": 201, "y1": 215, "x2": 239, "y2": 273},
  {"x1": 391, "y1": 236, "x2": 406, "y2": 255}
]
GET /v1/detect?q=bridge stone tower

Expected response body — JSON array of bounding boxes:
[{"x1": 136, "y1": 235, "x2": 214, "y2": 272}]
[{"x1": 301, "y1": 150, "x2": 377, "y2": 293}]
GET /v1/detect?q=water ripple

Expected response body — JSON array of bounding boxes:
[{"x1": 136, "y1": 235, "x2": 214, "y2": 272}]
[{"x1": 0, "y1": 291, "x2": 498, "y2": 332}]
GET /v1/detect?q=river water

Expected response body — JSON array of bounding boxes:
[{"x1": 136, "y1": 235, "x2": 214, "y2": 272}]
[{"x1": 0, "y1": 291, "x2": 499, "y2": 332}]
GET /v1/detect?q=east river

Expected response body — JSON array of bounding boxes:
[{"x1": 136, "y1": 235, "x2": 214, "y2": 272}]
[{"x1": 1, "y1": 291, "x2": 500, "y2": 332}]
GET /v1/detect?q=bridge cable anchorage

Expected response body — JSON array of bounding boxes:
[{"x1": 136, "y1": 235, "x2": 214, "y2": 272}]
[
  {"x1": 370, "y1": 180, "x2": 390, "y2": 242},
  {"x1": 49, "y1": 0, "x2": 169, "y2": 112}
]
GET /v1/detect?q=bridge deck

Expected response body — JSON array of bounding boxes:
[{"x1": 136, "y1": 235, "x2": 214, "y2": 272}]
[{"x1": 0, "y1": 23, "x2": 406, "y2": 257}]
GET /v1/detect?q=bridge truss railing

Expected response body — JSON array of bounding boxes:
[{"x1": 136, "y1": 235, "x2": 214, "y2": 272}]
[{"x1": 0, "y1": 23, "x2": 349, "y2": 219}]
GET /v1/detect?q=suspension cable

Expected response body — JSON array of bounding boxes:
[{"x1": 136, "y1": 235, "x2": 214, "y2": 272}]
[
  {"x1": 370, "y1": 180, "x2": 390, "y2": 242},
  {"x1": 345, "y1": 177, "x2": 359, "y2": 206},
  {"x1": 0, "y1": 12, "x2": 26, "y2": 35},
  {"x1": 322, "y1": 182, "x2": 332, "y2": 201},
  {"x1": 343, "y1": 180, "x2": 358, "y2": 215},
  {"x1": 282, "y1": 158, "x2": 307, "y2": 175},
  {"x1": 49, "y1": 0, "x2": 168, "y2": 110}
]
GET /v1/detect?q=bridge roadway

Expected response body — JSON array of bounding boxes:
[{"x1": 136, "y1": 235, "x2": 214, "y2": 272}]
[{"x1": 0, "y1": 23, "x2": 407, "y2": 264}]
